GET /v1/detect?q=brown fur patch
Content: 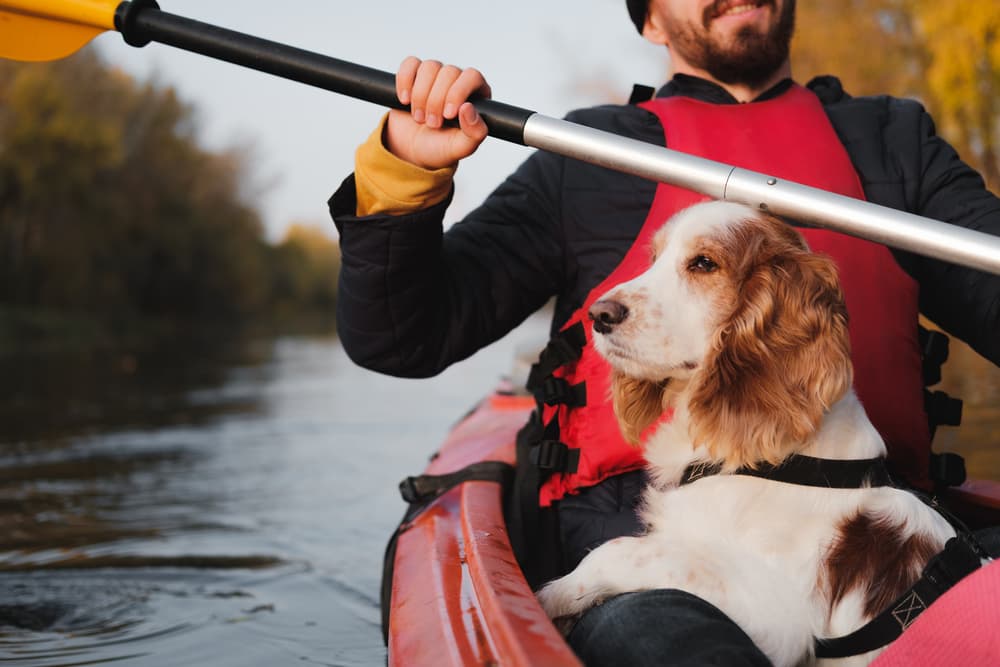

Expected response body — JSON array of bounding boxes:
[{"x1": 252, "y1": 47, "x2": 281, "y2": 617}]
[
  {"x1": 611, "y1": 372, "x2": 672, "y2": 445},
  {"x1": 823, "y1": 512, "x2": 941, "y2": 618},
  {"x1": 687, "y1": 214, "x2": 853, "y2": 468}
]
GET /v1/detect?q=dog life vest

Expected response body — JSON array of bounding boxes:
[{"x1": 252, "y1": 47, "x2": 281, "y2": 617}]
[{"x1": 533, "y1": 84, "x2": 932, "y2": 506}]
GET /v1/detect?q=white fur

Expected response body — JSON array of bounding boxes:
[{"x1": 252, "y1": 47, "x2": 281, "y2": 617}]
[{"x1": 536, "y1": 202, "x2": 956, "y2": 666}]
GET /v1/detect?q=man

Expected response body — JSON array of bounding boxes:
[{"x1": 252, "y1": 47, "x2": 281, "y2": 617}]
[{"x1": 331, "y1": 0, "x2": 1000, "y2": 663}]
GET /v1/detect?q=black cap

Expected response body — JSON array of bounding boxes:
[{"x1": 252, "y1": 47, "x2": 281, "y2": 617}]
[{"x1": 626, "y1": 0, "x2": 648, "y2": 34}]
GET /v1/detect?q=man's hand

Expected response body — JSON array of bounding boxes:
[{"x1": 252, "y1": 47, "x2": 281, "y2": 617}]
[{"x1": 385, "y1": 56, "x2": 492, "y2": 170}]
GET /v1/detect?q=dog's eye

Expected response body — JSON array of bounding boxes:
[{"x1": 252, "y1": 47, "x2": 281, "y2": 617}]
[{"x1": 688, "y1": 255, "x2": 718, "y2": 273}]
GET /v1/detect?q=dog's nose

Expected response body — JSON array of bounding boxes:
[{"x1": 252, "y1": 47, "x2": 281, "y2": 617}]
[{"x1": 589, "y1": 299, "x2": 629, "y2": 335}]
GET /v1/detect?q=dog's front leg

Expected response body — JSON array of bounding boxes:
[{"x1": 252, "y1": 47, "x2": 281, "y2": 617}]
[{"x1": 536, "y1": 535, "x2": 664, "y2": 625}]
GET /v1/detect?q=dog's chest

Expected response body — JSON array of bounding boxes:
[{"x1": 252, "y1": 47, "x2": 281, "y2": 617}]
[{"x1": 642, "y1": 478, "x2": 859, "y2": 568}]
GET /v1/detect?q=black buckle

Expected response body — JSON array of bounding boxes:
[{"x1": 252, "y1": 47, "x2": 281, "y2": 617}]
[
  {"x1": 925, "y1": 390, "x2": 963, "y2": 427},
  {"x1": 628, "y1": 84, "x2": 656, "y2": 105},
  {"x1": 530, "y1": 440, "x2": 580, "y2": 473},
  {"x1": 929, "y1": 452, "x2": 967, "y2": 487},
  {"x1": 525, "y1": 323, "x2": 586, "y2": 392},
  {"x1": 533, "y1": 377, "x2": 586, "y2": 407},
  {"x1": 922, "y1": 536, "x2": 984, "y2": 594}
]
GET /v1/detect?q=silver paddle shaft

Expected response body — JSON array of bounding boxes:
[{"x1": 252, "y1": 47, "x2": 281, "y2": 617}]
[{"x1": 524, "y1": 114, "x2": 1000, "y2": 276}]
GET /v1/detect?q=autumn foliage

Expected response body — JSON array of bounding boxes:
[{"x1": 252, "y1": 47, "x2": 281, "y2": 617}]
[
  {"x1": 793, "y1": 0, "x2": 1000, "y2": 190},
  {"x1": 0, "y1": 50, "x2": 340, "y2": 330}
]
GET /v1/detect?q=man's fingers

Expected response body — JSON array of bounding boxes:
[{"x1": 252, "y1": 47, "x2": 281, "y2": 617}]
[
  {"x1": 426, "y1": 65, "x2": 463, "y2": 129},
  {"x1": 387, "y1": 56, "x2": 491, "y2": 168},
  {"x1": 456, "y1": 102, "x2": 488, "y2": 142},
  {"x1": 409, "y1": 59, "x2": 443, "y2": 124},
  {"x1": 396, "y1": 56, "x2": 421, "y2": 106},
  {"x1": 443, "y1": 68, "x2": 491, "y2": 121}
]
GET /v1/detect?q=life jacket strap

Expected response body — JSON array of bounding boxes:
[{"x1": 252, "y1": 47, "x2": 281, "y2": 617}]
[
  {"x1": 525, "y1": 322, "x2": 586, "y2": 393},
  {"x1": 919, "y1": 326, "x2": 951, "y2": 386},
  {"x1": 929, "y1": 451, "x2": 967, "y2": 488},
  {"x1": 628, "y1": 84, "x2": 656, "y2": 105},
  {"x1": 531, "y1": 377, "x2": 587, "y2": 408},
  {"x1": 814, "y1": 535, "x2": 987, "y2": 658},
  {"x1": 530, "y1": 439, "x2": 581, "y2": 474}
]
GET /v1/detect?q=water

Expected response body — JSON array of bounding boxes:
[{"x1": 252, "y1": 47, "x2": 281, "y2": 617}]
[
  {"x1": 0, "y1": 318, "x2": 549, "y2": 667},
  {"x1": 1, "y1": 318, "x2": 997, "y2": 666}
]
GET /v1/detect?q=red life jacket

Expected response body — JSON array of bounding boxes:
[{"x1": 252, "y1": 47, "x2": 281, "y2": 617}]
[{"x1": 537, "y1": 84, "x2": 931, "y2": 506}]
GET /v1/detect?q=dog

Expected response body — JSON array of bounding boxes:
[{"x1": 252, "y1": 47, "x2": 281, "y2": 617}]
[{"x1": 535, "y1": 201, "x2": 957, "y2": 666}]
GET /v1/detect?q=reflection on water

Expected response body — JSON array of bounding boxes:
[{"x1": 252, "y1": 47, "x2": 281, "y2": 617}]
[
  {"x1": 0, "y1": 322, "x2": 549, "y2": 666},
  {"x1": 0, "y1": 317, "x2": 997, "y2": 666}
]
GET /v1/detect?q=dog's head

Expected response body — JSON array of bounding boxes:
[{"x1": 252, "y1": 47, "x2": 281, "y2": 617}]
[{"x1": 590, "y1": 201, "x2": 852, "y2": 467}]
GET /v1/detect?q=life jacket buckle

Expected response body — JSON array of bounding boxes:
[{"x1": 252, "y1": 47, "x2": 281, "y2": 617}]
[
  {"x1": 530, "y1": 440, "x2": 581, "y2": 473},
  {"x1": 533, "y1": 377, "x2": 586, "y2": 407}
]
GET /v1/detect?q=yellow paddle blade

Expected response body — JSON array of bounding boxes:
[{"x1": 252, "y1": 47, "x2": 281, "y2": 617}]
[{"x1": 0, "y1": 0, "x2": 120, "y2": 62}]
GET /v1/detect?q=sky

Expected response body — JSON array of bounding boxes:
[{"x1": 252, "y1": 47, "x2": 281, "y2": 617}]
[{"x1": 93, "y1": 0, "x2": 669, "y2": 241}]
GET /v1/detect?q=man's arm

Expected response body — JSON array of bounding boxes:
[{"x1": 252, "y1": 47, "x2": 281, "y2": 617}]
[
  {"x1": 331, "y1": 142, "x2": 565, "y2": 378},
  {"x1": 329, "y1": 57, "x2": 564, "y2": 378},
  {"x1": 903, "y1": 104, "x2": 1000, "y2": 364},
  {"x1": 827, "y1": 92, "x2": 1000, "y2": 365}
]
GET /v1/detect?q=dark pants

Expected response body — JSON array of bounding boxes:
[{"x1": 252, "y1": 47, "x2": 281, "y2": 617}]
[
  {"x1": 567, "y1": 588, "x2": 772, "y2": 667},
  {"x1": 558, "y1": 474, "x2": 1000, "y2": 666}
]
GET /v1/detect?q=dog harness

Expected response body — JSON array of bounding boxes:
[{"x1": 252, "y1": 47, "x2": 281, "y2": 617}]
[
  {"x1": 522, "y1": 83, "x2": 932, "y2": 509},
  {"x1": 675, "y1": 454, "x2": 990, "y2": 657}
]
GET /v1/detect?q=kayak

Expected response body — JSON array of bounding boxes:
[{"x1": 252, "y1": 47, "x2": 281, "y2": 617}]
[
  {"x1": 386, "y1": 387, "x2": 579, "y2": 666},
  {"x1": 386, "y1": 386, "x2": 1000, "y2": 666}
]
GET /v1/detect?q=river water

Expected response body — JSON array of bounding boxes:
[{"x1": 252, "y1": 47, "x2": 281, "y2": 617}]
[{"x1": 1, "y1": 317, "x2": 997, "y2": 666}]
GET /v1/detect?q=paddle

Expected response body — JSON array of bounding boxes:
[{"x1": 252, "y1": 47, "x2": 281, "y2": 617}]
[{"x1": 4, "y1": 0, "x2": 1000, "y2": 275}]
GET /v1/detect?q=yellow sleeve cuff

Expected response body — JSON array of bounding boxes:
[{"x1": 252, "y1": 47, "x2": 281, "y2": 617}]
[{"x1": 354, "y1": 114, "x2": 456, "y2": 216}]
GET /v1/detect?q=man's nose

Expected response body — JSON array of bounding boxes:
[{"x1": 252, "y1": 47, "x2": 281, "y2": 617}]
[{"x1": 588, "y1": 299, "x2": 629, "y2": 335}]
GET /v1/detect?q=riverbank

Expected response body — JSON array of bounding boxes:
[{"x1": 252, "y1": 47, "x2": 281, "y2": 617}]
[{"x1": 0, "y1": 306, "x2": 337, "y2": 356}]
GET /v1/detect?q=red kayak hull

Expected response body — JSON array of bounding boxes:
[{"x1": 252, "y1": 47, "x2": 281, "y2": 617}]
[
  {"x1": 388, "y1": 389, "x2": 1000, "y2": 665},
  {"x1": 388, "y1": 392, "x2": 581, "y2": 666}
]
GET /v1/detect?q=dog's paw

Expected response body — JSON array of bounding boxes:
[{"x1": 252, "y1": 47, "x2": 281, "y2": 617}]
[{"x1": 536, "y1": 575, "x2": 604, "y2": 623}]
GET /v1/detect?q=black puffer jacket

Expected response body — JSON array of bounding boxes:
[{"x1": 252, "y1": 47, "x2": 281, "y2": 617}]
[{"x1": 330, "y1": 75, "x2": 1000, "y2": 376}]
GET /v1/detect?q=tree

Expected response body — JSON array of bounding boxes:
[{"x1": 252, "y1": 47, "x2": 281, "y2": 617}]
[
  {"x1": 793, "y1": 0, "x2": 1000, "y2": 190},
  {"x1": 0, "y1": 50, "x2": 270, "y2": 322}
]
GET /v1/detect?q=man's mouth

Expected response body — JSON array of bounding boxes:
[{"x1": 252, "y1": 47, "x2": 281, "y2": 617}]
[{"x1": 705, "y1": 0, "x2": 771, "y2": 24}]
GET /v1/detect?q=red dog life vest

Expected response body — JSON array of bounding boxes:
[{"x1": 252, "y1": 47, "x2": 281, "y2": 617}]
[{"x1": 537, "y1": 84, "x2": 931, "y2": 506}]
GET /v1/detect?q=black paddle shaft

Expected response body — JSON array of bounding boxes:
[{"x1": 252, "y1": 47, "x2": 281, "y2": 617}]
[{"x1": 112, "y1": 0, "x2": 534, "y2": 144}]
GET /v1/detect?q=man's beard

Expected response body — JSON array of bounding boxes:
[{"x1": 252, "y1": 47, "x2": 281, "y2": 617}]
[{"x1": 669, "y1": 0, "x2": 796, "y2": 89}]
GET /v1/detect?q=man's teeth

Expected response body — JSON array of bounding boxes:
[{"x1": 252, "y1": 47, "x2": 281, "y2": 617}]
[{"x1": 720, "y1": 4, "x2": 758, "y2": 16}]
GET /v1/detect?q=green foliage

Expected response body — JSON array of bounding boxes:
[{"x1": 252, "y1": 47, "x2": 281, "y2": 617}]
[{"x1": 0, "y1": 50, "x2": 340, "y2": 334}]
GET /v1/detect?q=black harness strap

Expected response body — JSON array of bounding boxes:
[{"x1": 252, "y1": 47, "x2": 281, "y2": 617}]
[
  {"x1": 678, "y1": 453, "x2": 989, "y2": 658},
  {"x1": 679, "y1": 454, "x2": 894, "y2": 488},
  {"x1": 815, "y1": 535, "x2": 986, "y2": 658}
]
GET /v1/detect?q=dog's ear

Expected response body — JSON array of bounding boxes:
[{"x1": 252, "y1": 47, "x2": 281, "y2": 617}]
[
  {"x1": 611, "y1": 371, "x2": 669, "y2": 446},
  {"x1": 689, "y1": 235, "x2": 853, "y2": 467}
]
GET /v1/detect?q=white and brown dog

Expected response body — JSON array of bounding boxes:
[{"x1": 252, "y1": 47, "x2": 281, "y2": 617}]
[{"x1": 536, "y1": 201, "x2": 957, "y2": 666}]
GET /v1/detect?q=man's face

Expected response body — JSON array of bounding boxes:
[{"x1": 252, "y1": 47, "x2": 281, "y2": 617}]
[{"x1": 648, "y1": 0, "x2": 796, "y2": 88}]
